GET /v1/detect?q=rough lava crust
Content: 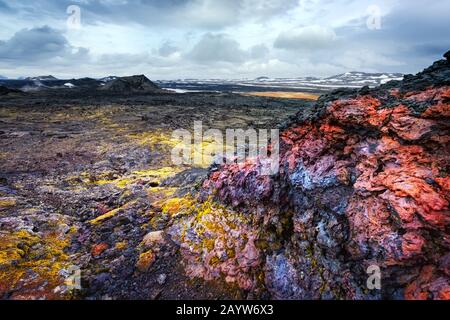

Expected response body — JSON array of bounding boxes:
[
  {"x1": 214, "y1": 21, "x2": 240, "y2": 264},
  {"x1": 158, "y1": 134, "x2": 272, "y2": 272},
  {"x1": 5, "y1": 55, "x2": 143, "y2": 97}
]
[{"x1": 193, "y1": 51, "x2": 450, "y2": 300}]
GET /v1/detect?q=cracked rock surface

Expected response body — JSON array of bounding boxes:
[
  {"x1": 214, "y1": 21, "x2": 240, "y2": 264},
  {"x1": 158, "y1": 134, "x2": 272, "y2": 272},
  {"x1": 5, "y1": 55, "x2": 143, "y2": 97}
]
[{"x1": 197, "y1": 52, "x2": 450, "y2": 300}]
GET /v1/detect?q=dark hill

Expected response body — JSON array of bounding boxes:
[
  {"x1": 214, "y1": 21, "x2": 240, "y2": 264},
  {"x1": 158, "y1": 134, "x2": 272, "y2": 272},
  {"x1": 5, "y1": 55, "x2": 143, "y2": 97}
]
[{"x1": 99, "y1": 75, "x2": 163, "y2": 93}]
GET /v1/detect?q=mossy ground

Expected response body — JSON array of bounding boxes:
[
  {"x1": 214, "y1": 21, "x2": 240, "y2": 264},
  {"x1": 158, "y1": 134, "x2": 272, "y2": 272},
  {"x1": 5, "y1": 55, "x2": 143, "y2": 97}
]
[{"x1": 0, "y1": 92, "x2": 302, "y2": 299}]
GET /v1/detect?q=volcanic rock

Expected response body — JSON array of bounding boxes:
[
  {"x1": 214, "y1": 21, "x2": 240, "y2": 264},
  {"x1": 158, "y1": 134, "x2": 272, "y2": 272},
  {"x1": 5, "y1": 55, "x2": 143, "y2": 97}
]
[
  {"x1": 196, "y1": 51, "x2": 450, "y2": 300},
  {"x1": 444, "y1": 50, "x2": 450, "y2": 61},
  {"x1": 142, "y1": 230, "x2": 165, "y2": 247},
  {"x1": 136, "y1": 250, "x2": 156, "y2": 272},
  {"x1": 91, "y1": 243, "x2": 109, "y2": 258},
  {"x1": 0, "y1": 85, "x2": 22, "y2": 96}
]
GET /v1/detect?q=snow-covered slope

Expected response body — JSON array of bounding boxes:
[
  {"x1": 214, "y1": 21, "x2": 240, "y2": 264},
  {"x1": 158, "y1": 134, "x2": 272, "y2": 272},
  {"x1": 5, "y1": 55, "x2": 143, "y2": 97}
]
[
  {"x1": 25, "y1": 75, "x2": 59, "y2": 81},
  {"x1": 157, "y1": 72, "x2": 404, "y2": 93}
]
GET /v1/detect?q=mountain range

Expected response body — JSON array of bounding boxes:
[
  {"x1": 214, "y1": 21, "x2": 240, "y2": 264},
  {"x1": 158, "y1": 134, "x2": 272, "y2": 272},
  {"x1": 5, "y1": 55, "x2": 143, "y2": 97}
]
[
  {"x1": 25, "y1": 75, "x2": 59, "y2": 81},
  {"x1": 157, "y1": 72, "x2": 404, "y2": 93},
  {"x1": 0, "y1": 72, "x2": 404, "y2": 94},
  {"x1": 156, "y1": 72, "x2": 403, "y2": 92}
]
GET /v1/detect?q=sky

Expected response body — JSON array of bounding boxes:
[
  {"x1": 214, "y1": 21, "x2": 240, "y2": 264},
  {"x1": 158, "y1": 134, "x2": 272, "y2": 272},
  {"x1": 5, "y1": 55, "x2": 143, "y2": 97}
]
[{"x1": 0, "y1": 0, "x2": 449, "y2": 80}]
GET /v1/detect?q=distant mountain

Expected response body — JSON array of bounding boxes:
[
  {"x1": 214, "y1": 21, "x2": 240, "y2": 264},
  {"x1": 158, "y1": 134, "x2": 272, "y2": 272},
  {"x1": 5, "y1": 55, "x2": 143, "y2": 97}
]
[
  {"x1": 325, "y1": 71, "x2": 404, "y2": 86},
  {"x1": 25, "y1": 75, "x2": 58, "y2": 81},
  {"x1": 158, "y1": 72, "x2": 404, "y2": 93},
  {"x1": 0, "y1": 75, "x2": 164, "y2": 94},
  {"x1": 99, "y1": 75, "x2": 162, "y2": 93},
  {"x1": 3, "y1": 72, "x2": 405, "y2": 95},
  {"x1": 247, "y1": 72, "x2": 403, "y2": 88},
  {"x1": 0, "y1": 75, "x2": 8, "y2": 80}
]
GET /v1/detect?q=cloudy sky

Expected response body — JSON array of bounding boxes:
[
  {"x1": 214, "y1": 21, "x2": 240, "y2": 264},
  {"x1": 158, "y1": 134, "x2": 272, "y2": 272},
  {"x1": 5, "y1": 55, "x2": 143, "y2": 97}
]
[{"x1": 0, "y1": 0, "x2": 449, "y2": 79}]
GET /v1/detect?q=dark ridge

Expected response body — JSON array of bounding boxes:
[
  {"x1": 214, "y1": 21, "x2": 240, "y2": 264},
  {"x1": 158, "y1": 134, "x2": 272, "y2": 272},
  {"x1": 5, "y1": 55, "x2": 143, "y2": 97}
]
[{"x1": 99, "y1": 75, "x2": 164, "y2": 93}]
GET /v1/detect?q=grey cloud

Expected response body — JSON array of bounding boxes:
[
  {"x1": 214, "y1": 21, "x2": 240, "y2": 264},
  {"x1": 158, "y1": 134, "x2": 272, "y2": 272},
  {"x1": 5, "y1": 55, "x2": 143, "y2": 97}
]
[
  {"x1": 250, "y1": 44, "x2": 269, "y2": 59},
  {"x1": 241, "y1": 0, "x2": 299, "y2": 21},
  {"x1": 3, "y1": 0, "x2": 298, "y2": 30},
  {"x1": 1, "y1": 0, "x2": 449, "y2": 79},
  {"x1": 0, "y1": 0, "x2": 14, "y2": 12},
  {"x1": 0, "y1": 26, "x2": 89, "y2": 64},
  {"x1": 331, "y1": 0, "x2": 450, "y2": 73},
  {"x1": 158, "y1": 41, "x2": 179, "y2": 57},
  {"x1": 2, "y1": 0, "x2": 236, "y2": 30},
  {"x1": 274, "y1": 25, "x2": 336, "y2": 51},
  {"x1": 187, "y1": 33, "x2": 248, "y2": 63}
]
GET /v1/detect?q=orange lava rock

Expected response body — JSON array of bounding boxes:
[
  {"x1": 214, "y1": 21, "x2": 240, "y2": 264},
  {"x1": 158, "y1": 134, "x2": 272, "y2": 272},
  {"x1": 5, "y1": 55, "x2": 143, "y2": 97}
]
[
  {"x1": 91, "y1": 243, "x2": 109, "y2": 258},
  {"x1": 405, "y1": 266, "x2": 450, "y2": 300},
  {"x1": 136, "y1": 250, "x2": 156, "y2": 272},
  {"x1": 198, "y1": 53, "x2": 450, "y2": 299}
]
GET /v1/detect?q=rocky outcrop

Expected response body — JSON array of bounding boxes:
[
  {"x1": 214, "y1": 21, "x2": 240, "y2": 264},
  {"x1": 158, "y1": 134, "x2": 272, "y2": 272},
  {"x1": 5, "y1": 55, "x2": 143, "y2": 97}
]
[
  {"x1": 193, "y1": 52, "x2": 450, "y2": 299},
  {"x1": 99, "y1": 75, "x2": 163, "y2": 93}
]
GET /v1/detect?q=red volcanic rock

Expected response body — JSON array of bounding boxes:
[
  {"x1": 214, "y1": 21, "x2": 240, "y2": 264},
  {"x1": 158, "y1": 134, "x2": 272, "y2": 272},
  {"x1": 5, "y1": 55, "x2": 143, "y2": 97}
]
[
  {"x1": 197, "y1": 52, "x2": 450, "y2": 299},
  {"x1": 91, "y1": 243, "x2": 109, "y2": 258},
  {"x1": 404, "y1": 265, "x2": 450, "y2": 300}
]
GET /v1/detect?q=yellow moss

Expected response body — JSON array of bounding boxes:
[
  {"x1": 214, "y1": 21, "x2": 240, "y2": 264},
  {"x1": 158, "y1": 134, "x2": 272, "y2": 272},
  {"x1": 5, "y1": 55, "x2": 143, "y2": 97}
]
[
  {"x1": 226, "y1": 248, "x2": 236, "y2": 259},
  {"x1": 128, "y1": 131, "x2": 179, "y2": 149},
  {"x1": 88, "y1": 201, "x2": 137, "y2": 225},
  {"x1": 192, "y1": 199, "x2": 242, "y2": 236},
  {"x1": 203, "y1": 238, "x2": 216, "y2": 251},
  {"x1": 0, "y1": 230, "x2": 37, "y2": 265},
  {"x1": 93, "y1": 167, "x2": 181, "y2": 189},
  {"x1": 115, "y1": 178, "x2": 135, "y2": 188},
  {"x1": 94, "y1": 179, "x2": 115, "y2": 186},
  {"x1": 209, "y1": 256, "x2": 221, "y2": 266},
  {"x1": 0, "y1": 229, "x2": 72, "y2": 298},
  {"x1": 115, "y1": 241, "x2": 128, "y2": 250},
  {"x1": 176, "y1": 196, "x2": 255, "y2": 276},
  {"x1": 136, "y1": 250, "x2": 156, "y2": 272},
  {"x1": 64, "y1": 174, "x2": 90, "y2": 186},
  {"x1": 89, "y1": 208, "x2": 120, "y2": 225},
  {"x1": 0, "y1": 198, "x2": 17, "y2": 210},
  {"x1": 133, "y1": 166, "x2": 181, "y2": 179},
  {"x1": 147, "y1": 187, "x2": 177, "y2": 197},
  {"x1": 129, "y1": 130, "x2": 235, "y2": 169},
  {"x1": 161, "y1": 197, "x2": 195, "y2": 216}
]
